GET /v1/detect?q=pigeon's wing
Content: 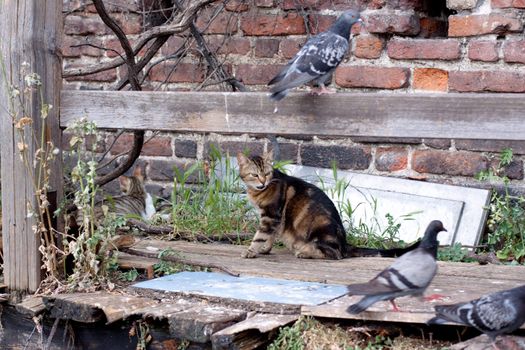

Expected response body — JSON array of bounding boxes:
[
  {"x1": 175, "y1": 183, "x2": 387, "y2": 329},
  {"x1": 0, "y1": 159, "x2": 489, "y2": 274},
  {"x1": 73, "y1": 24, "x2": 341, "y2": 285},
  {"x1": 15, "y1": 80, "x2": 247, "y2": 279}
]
[
  {"x1": 431, "y1": 288, "x2": 525, "y2": 337},
  {"x1": 470, "y1": 292, "x2": 522, "y2": 334},
  {"x1": 386, "y1": 248, "x2": 438, "y2": 290},
  {"x1": 269, "y1": 32, "x2": 348, "y2": 92},
  {"x1": 347, "y1": 249, "x2": 437, "y2": 297}
]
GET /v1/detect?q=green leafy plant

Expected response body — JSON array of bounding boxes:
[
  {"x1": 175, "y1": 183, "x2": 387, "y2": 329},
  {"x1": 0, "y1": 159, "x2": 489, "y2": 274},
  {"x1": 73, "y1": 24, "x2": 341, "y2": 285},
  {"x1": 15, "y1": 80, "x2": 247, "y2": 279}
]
[
  {"x1": 153, "y1": 248, "x2": 184, "y2": 276},
  {"x1": 438, "y1": 243, "x2": 475, "y2": 263},
  {"x1": 477, "y1": 148, "x2": 525, "y2": 263},
  {"x1": 318, "y1": 162, "x2": 421, "y2": 249},
  {"x1": 119, "y1": 268, "x2": 140, "y2": 282},
  {"x1": 169, "y1": 146, "x2": 258, "y2": 238},
  {"x1": 267, "y1": 317, "x2": 312, "y2": 350}
]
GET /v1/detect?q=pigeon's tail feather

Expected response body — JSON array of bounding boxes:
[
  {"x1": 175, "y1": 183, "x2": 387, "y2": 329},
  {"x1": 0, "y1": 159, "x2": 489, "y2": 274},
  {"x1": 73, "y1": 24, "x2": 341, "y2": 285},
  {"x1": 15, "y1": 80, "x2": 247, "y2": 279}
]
[
  {"x1": 270, "y1": 89, "x2": 288, "y2": 101},
  {"x1": 433, "y1": 304, "x2": 467, "y2": 325},
  {"x1": 346, "y1": 295, "x2": 381, "y2": 314},
  {"x1": 347, "y1": 240, "x2": 420, "y2": 258},
  {"x1": 347, "y1": 283, "x2": 377, "y2": 295}
]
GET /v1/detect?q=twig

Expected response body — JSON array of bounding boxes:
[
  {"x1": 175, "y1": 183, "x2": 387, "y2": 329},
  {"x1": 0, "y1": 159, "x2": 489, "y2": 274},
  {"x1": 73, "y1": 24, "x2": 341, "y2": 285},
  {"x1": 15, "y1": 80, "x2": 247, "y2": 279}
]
[
  {"x1": 123, "y1": 218, "x2": 251, "y2": 242},
  {"x1": 69, "y1": 43, "x2": 124, "y2": 61},
  {"x1": 63, "y1": 0, "x2": 220, "y2": 78},
  {"x1": 45, "y1": 318, "x2": 60, "y2": 350},
  {"x1": 126, "y1": 247, "x2": 240, "y2": 277}
]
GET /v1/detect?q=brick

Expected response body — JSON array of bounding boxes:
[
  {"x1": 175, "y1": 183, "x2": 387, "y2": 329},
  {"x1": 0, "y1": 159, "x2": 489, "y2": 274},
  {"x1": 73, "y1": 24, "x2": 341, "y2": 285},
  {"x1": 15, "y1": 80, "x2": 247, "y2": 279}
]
[
  {"x1": 503, "y1": 40, "x2": 525, "y2": 64},
  {"x1": 387, "y1": 39, "x2": 460, "y2": 60},
  {"x1": 255, "y1": 39, "x2": 280, "y2": 58},
  {"x1": 497, "y1": 159, "x2": 524, "y2": 180},
  {"x1": 61, "y1": 36, "x2": 104, "y2": 57},
  {"x1": 455, "y1": 140, "x2": 525, "y2": 155},
  {"x1": 148, "y1": 159, "x2": 201, "y2": 183},
  {"x1": 413, "y1": 68, "x2": 448, "y2": 92},
  {"x1": 301, "y1": 145, "x2": 371, "y2": 170},
  {"x1": 241, "y1": 13, "x2": 306, "y2": 36},
  {"x1": 364, "y1": 13, "x2": 420, "y2": 36},
  {"x1": 412, "y1": 150, "x2": 488, "y2": 177},
  {"x1": 446, "y1": 0, "x2": 477, "y2": 10},
  {"x1": 109, "y1": 133, "x2": 172, "y2": 157},
  {"x1": 280, "y1": 38, "x2": 305, "y2": 59},
  {"x1": 468, "y1": 40, "x2": 499, "y2": 62},
  {"x1": 225, "y1": 0, "x2": 250, "y2": 12},
  {"x1": 113, "y1": 13, "x2": 142, "y2": 35},
  {"x1": 235, "y1": 64, "x2": 283, "y2": 85},
  {"x1": 64, "y1": 68, "x2": 117, "y2": 82},
  {"x1": 423, "y1": 139, "x2": 451, "y2": 149},
  {"x1": 208, "y1": 37, "x2": 251, "y2": 55},
  {"x1": 354, "y1": 35, "x2": 384, "y2": 59},
  {"x1": 149, "y1": 62, "x2": 206, "y2": 83},
  {"x1": 335, "y1": 66, "x2": 409, "y2": 89},
  {"x1": 104, "y1": 37, "x2": 143, "y2": 59},
  {"x1": 196, "y1": 11, "x2": 238, "y2": 34},
  {"x1": 280, "y1": 0, "x2": 331, "y2": 10},
  {"x1": 64, "y1": 15, "x2": 108, "y2": 35},
  {"x1": 492, "y1": 0, "x2": 525, "y2": 8},
  {"x1": 161, "y1": 36, "x2": 190, "y2": 56},
  {"x1": 448, "y1": 14, "x2": 523, "y2": 37},
  {"x1": 418, "y1": 18, "x2": 448, "y2": 38},
  {"x1": 276, "y1": 143, "x2": 299, "y2": 162},
  {"x1": 308, "y1": 14, "x2": 336, "y2": 34},
  {"x1": 449, "y1": 71, "x2": 525, "y2": 93},
  {"x1": 204, "y1": 141, "x2": 264, "y2": 158},
  {"x1": 375, "y1": 147, "x2": 408, "y2": 172},
  {"x1": 175, "y1": 139, "x2": 198, "y2": 158},
  {"x1": 256, "y1": 0, "x2": 274, "y2": 7}
]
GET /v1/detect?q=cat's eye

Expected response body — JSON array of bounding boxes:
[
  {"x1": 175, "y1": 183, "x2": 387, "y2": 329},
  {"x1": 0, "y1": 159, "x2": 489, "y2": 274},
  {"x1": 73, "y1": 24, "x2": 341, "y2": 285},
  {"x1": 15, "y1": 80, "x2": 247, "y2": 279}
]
[{"x1": 250, "y1": 173, "x2": 258, "y2": 177}]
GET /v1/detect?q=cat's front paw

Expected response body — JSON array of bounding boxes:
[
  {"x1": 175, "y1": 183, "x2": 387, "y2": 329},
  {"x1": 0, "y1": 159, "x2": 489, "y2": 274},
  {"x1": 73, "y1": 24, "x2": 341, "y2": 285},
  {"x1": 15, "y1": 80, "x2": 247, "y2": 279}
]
[{"x1": 241, "y1": 249, "x2": 257, "y2": 258}]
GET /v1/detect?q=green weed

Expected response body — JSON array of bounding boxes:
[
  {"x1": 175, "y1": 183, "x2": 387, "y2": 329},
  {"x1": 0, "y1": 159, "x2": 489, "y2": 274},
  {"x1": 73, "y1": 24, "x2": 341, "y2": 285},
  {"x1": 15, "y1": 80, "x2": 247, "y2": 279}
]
[
  {"x1": 169, "y1": 145, "x2": 257, "y2": 239},
  {"x1": 477, "y1": 148, "x2": 525, "y2": 263}
]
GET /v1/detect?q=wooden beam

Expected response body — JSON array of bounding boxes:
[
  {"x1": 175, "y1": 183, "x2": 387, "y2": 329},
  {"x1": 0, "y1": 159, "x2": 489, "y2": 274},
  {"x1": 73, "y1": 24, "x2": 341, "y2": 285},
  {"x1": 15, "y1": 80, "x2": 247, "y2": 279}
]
[
  {"x1": 61, "y1": 90, "x2": 525, "y2": 140},
  {"x1": 0, "y1": 0, "x2": 63, "y2": 291}
]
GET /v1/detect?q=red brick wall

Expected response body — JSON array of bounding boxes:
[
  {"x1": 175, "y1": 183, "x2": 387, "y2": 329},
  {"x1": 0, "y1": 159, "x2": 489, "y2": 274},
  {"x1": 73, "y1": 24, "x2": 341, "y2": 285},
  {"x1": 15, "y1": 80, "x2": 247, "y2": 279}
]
[{"x1": 62, "y1": 0, "x2": 525, "y2": 197}]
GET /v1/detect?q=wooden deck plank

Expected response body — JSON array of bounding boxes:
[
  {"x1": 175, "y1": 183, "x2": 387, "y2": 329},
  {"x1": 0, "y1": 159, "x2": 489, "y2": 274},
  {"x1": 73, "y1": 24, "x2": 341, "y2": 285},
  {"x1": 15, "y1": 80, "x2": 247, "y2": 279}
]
[
  {"x1": 128, "y1": 239, "x2": 525, "y2": 325},
  {"x1": 43, "y1": 292, "x2": 159, "y2": 324},
  {"x1": 211, "y1": 314, "x2": 298, "y2": 350},
  {"x1": 15, "y1": 296, "x2": 46, "y2": 316},
  {"x1": 117, "y1": 251, "x2": 158, "y2": 279}
]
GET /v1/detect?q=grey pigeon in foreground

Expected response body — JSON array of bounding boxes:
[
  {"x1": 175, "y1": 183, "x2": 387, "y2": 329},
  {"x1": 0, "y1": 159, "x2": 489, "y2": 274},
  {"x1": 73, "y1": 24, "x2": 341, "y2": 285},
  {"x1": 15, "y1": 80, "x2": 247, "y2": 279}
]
[
  {"x1": 346, "y1": 220, "x2": 447, "y2": 314},
  {"x1": 268, "y1": 10, "x2": 362, "y2": 101},
  {"x1": 427, "y1": 285, "x2": 525, "y2": 350}
]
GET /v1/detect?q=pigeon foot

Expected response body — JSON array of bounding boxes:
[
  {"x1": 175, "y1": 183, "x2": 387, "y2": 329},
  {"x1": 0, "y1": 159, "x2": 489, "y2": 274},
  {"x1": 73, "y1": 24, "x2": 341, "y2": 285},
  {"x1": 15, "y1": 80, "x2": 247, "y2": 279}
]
[
  {"x1": 423, "y1": 294, "x2": 447, "y2": 302},
  {"x1": 310, "y1": 86, "x2": 336, "y2": 95},
  {"x1": 390, "y1": 300, "x2": 401, "y2": 312}
]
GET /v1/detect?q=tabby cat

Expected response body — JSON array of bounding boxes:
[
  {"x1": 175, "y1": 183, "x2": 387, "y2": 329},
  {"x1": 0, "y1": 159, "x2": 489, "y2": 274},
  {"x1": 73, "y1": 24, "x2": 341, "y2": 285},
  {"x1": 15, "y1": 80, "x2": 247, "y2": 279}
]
[
  {"x1": 76, "y1": 167, "x2": 155, "y2": 227},
  {"x1": 237, "y1": 151, "x2": 417, "y2": 260}
]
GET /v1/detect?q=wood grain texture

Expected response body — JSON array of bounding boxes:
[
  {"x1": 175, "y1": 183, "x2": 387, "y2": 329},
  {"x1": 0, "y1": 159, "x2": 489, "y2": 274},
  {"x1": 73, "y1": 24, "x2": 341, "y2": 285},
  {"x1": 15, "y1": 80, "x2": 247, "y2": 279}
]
[
  {"x1": 128, "y1": 239, "x2": 525, "y2": 325},
  {"x1": 61, "y1": 90, "x2": 525, "y2": 140},
  {"x1": 0, "y1": 0, "x2": 63, "y2": 291}
]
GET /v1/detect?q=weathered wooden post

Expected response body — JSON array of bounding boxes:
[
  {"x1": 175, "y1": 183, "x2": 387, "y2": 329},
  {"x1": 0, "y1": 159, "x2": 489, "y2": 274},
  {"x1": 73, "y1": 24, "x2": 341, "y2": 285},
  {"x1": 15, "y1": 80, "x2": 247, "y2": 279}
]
[{"x1": 0, "y1": 0, "x2": 62, "y2": 292}]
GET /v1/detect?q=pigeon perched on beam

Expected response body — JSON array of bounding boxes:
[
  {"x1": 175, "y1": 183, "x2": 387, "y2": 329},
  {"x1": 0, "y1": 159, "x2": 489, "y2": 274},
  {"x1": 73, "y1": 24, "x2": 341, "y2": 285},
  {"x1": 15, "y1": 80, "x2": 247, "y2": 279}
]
[
  {"x1": 346, "y1": 220, "x2": 447, "y2": 314},
  {"x1": 427, "y1": 285, "x2": 525, "y2": 350},
  {"x1": 268, "y1": 10, "x2": 362, "y2": 101}
]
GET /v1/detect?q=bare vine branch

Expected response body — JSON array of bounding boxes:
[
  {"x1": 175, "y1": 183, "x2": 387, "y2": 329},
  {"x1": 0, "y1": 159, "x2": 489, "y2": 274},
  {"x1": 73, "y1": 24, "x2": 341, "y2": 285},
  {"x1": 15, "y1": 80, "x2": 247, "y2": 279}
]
[{"x1": 63, "y1": 0, "x2": 220, "y2": 78}]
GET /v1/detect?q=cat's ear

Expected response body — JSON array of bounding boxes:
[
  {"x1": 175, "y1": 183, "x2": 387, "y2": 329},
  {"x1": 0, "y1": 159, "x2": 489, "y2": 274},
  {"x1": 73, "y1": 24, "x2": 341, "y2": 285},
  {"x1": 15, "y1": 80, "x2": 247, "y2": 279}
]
[
  {"x1": 132, "y1": 166, "x2": 144, "y2": 182},
  {"x1": 237, "y1": 152, "x2": 249, "y2": 166},
  {"x1": 119, "y1": 176, "x2": 131, "y2": 191},
  {"x1": 264, "y1": 149, "x2": 274, "y2": 162}
]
